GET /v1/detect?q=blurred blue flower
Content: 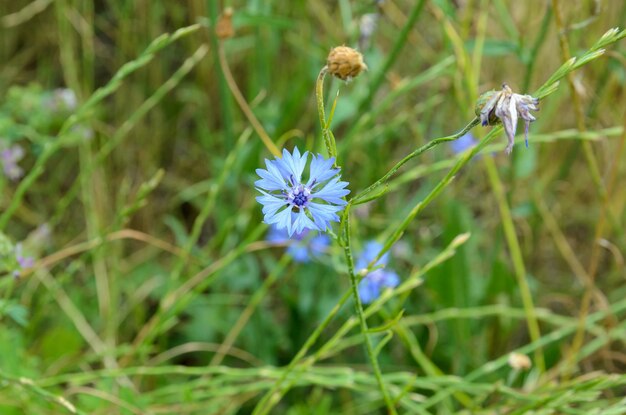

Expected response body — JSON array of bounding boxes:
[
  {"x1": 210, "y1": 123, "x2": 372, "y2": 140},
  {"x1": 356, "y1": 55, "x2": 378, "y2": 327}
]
[
  {"x1": 266, "y1": 224, "x2": 330, "y2": 263},
  {"x1": 450, "y1": 132, "x2": 477, "y2": 154},
  {"x1": 356, "y1": 241, "x2": 400, "y2": 304},
  {"x1": 256, "y1": 147, "x2": 349, "y2": 237},
  {"x1": 1, "y1": 144, "x2": 25, "y2": 181}
]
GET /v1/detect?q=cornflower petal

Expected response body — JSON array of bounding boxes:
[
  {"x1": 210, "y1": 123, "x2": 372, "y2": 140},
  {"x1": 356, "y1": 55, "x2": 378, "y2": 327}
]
[
  {"x1": 294, "y1": 209, "x2": 318, "y2": 234},
  {"x1": 312, "y1": 177, "x2": 350, "y2": 204},
  {"x1": 255, "y1": 167, "x2": 286, "y2": 191},
  {"x1": 281, "y1": 147, "x2": 308, "y2": 182},
  {"x1": 270, "y1": 206, "x2": 294, "y2": 235},
  {"x1": 307, "y1": 202, "x2": 342, "y2": 230},
  {"x1": 256, "y1": 191, "x2": 286, "y2": 216},
  {"x1": 307, "y1": 155, "x2": 338, "y2": 186}
]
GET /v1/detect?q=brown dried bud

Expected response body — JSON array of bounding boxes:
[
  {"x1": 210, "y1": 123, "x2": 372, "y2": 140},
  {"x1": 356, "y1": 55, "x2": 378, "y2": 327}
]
[
  {"x1": 216, "y1": 8, "x2": 234, "y2": 40},
  {"x1": 326, "y1": 46, "x2": 367, "y2": 81}
]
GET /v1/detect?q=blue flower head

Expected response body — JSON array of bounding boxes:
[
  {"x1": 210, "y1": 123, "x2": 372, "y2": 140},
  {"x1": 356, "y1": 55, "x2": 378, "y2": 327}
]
[
  {"x1": 450, "y1": 132, "x2": 477, "y2": 155},
  {"x1": 356, "y1": 241, "x2": 400, "y2": 304},
  {"x1": 266, "y1": 224, "x2": 330, "y2": 263},
  {"x1": 256, "y1": 148, "x2": 349, "y2": 236}
]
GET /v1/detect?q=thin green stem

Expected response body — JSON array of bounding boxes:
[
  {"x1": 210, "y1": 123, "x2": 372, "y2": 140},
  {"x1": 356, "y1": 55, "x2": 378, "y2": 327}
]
[
  {"x1": 551, "y1": 0, "x2": 617, "y2": 377},
  {"x1": 483, "y1": 156, "x2": 545, "y2": 372},
  {"x1": 353, "y1": 118, "x2": 480, "y2": 204},
  {"x1": 0, "y1": 24, "x2": 202, "y2": 231},
  {"x1": 317, "y1": 52, "x2": 395, "y2": 411},
  {"x1": 316, "y1": 66, "x2": 336, "y2": 159},
  {"x1": 252, "y1": 290, "x2": 352, "y2": 415},
  {"x1": 342, "y1": 208, "x2": 397, "y2": 414},
  {"x1": 207, "y1": 1, "x2": 235, "y2": 151},
  {"x1": 522, "y1": 3, "x2": 552, "y2": 91},
  {"x1": 358, "y1": 0, "x2": 426, "y2": 113},
  {"x1": 210, "y1": 254, "x2": 292, "y2": 366}
]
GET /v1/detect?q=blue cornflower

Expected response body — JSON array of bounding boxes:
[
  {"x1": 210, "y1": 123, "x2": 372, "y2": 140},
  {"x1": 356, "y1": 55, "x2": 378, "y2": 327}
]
[
  {"x1": 356, "y1": 241, "x2": 400, "y2": 304},
  {"x1": 450, "y1": 132, "x2": 477, "y2": 154},
  {"x1": 266, "y1": 224, "x2": 330, "y2": 263},
  {"x1": 256, "y1": 147, "x2": 349, "y2": 236}
]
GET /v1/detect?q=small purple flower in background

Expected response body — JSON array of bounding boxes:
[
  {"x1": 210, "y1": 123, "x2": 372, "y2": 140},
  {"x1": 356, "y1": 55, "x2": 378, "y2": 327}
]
[
  {"x1": 450, "y1": 132, "x2": 477, "y2": 154},
  {"x1": 356, "y1": 241, "x2": 400, "y2": 304},
  {"x1": 49, "y1": 88, "x2": 78, "y2": 112},
  {"x1": 1, "y1": 144, "x2": 25, "y2": 181},
  {"x1": 256, "y1": 147, "x2": 349, "y2": 237},
  {"x1": 13, "y1": 243, "x2": 34, "y2": 278},
  {"x1": 266, "y1": 225, "x2": 330, "y2": 263}
]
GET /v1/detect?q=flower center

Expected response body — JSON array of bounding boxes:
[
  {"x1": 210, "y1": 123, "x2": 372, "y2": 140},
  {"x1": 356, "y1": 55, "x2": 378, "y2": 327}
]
[{"x1": 288, "y1": 184, "x2": 311, "y2": 208}]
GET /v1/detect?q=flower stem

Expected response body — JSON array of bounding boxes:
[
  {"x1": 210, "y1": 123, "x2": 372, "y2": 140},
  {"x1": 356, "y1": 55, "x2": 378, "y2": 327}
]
[
  {"x1": 551, "y1": 0, "x2": 619, "y2": 378},
  {"x1": 353, "y1": 117, "x2": 480, "y2": 204},
  {"x1": 482, "y1": 156, "x2": 545, "y2": 372},
  {"x1": 341, "y1": 207, "x2": 397, "y2": 414},
  {"x1": 252, "y1": 289, "x2": 353, "y2": 415},
  {"x1": 218, "y1": 42, "x2": 281, "y2": 158},
  {"x1": 316, "y1": 66, "x2": 337, "y2": 159}
]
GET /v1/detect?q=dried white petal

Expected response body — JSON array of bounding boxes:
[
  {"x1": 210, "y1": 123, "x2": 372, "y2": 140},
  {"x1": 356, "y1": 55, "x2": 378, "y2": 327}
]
[{"x1": 476, "y1": 84, "x2": 539, "y2": 154}]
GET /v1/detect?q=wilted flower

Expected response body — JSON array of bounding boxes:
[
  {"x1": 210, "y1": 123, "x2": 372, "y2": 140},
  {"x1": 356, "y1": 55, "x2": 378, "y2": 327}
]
[
  {"x1": 476, "y1": 83, "x2": 539, "y2": 154},
  {"x1": 357, "y1": 241, "x2": 400, "y2": 304},
  {"x1": 266, "y1": 224, "x2": 330, "y2": 263},
  {"x1": 255, "y1": 147, "x2": 349, "y2": 236},
  {"x1": 1, "y1": 144, "x2": 25, "y2": 181},
  {"x1": 450, "y1": 132, "x2": 477, "y2": 154},
  {"x1": 508, "y1": 352, "x2": 532, "y2": 370},
  {"x1": 326, "y1": 46, "x2": 368, "y2": 81}
]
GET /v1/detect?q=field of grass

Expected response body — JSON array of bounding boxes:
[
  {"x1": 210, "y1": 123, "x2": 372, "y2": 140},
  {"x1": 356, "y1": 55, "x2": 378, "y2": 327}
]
[{"x1": 1, "y1": 0, "x2": 625, "y2": 413}]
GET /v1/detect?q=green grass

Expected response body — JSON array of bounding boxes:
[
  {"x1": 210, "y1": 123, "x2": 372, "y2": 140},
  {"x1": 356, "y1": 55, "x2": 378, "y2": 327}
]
[{"x1": 1, "y1": 0, "x2": 626, "y2": 413}]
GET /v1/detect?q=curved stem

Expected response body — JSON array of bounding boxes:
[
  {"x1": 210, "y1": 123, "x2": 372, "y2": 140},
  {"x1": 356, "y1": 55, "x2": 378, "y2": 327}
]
[
  {"x1": 316, "y1": 66, "x2": 336, "y2": 159},
  {"x1": 218, "y1": 43, "x2": 281, "y2": 157},
  {"x1": 353, "y1": 117, "x2": 480, "y2": 204}
]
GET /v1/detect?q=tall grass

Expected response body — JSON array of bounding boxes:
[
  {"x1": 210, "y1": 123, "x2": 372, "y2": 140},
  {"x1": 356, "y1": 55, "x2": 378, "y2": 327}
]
[{"x1": 0, "y1": 0, "x2": 625, "y2": 413}]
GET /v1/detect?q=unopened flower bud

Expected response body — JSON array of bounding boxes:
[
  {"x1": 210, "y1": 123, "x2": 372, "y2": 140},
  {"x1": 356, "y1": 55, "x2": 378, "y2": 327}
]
[
  {"x1": 475, "y1": 83, "x2": 539, "y2": 154},
  {"x1": 216, "y1": 8, "x2": 234, "y2": 40},
  {"x1": 326, "y1": 46, "x2": 367, "y2": 81}
]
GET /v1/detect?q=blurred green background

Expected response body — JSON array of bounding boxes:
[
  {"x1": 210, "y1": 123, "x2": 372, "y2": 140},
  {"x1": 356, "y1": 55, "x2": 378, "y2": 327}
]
[{"x1": 0, "y1": 0, "x2": 625, "y2": 413}]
